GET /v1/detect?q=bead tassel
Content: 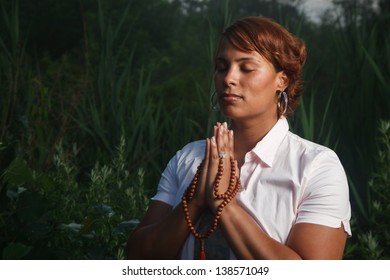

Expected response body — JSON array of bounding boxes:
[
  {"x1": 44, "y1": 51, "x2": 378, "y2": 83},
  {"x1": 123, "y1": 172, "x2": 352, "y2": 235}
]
[{"x1": 199, "y1": 239, "x2": 206, "y2": 260}]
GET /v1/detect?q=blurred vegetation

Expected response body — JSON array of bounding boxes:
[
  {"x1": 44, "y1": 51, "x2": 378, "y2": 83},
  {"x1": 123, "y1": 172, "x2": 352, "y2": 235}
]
[{"x1": 0, "y1": 0, "x2": 389, "y2": 259}]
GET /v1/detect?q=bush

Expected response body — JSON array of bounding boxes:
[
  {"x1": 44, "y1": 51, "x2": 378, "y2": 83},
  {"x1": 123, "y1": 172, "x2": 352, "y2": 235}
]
[
  {"x1": 345, "y1": 120, "x2": 390, "y2": 259},
  {"x1": 0, "y1": 136, "x2": 149, "y2": 259}
]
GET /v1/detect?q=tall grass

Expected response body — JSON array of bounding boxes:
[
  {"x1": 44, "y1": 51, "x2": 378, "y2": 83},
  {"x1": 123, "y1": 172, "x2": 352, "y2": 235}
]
[
  {"x1": 0, "y1": 1, "x2": 85, "y2": 169},
  {"x1": 74, "y1": 0, "x2": 221, "y2": 189},
  {"x1": 0, "y1": 0, "x2": 26, "y2": 144},
  {"x1": 344, "y1": 120, "x2": 390, "y2": 259},
  {"x1": 290, "y1": 87, "x2": 337, "y2": 148},
  {"x1": 325, "y1": 14, "x2": 390, "y2": 227}
]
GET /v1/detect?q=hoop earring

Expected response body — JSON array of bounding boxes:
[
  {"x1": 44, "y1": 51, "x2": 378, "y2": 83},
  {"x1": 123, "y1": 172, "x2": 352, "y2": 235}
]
[
  {"x1": 210, "y1": 91, "x2": 218, "y2": 110},
  {"x1": 277, "y1": 91, "x2": 288, "y2": 116}
]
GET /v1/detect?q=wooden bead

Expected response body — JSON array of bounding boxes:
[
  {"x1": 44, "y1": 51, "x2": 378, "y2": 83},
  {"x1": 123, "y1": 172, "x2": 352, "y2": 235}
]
[{"x1": 181, "y1": 158, "x2": 241, "y2": 259}]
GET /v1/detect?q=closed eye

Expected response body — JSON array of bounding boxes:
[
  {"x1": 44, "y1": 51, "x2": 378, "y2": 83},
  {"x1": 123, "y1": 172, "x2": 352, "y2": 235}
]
[
  {"x1": 241, "y1": 68, "x2": 255, "y2": 73},
  {"x1": 239, "y1": 61, "x2": 258, "y2": 73}
]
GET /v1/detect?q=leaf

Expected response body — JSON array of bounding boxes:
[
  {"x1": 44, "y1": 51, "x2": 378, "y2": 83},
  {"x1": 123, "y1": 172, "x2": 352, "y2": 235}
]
[
  {"x1": 80, "y1": 216, "x2": 96, "y2": 235},
  {"x1": 2, "y1": 157, "x2": 34, "y2": 186},
  {"x1": 93, "y1": 204, "x2": 114, "y2": 216},
  {"x1": 35, "y1": 172, "x2": 55, "y2": 193},
  {"x1": 60, "y1": 223, "x2": 82, "y2": 233},
  {"x1": 2, "y1": 242, "x2": 32, "y2": 260}
]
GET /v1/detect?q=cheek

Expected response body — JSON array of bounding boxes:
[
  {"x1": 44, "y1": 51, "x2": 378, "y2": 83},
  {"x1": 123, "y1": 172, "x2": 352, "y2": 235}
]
[
  {"x1": 250, "y1": 73, "x2": 277, "y2": 91},
  {"x1": 245, "y1": 76, "x2": 265, "y2": 91}
]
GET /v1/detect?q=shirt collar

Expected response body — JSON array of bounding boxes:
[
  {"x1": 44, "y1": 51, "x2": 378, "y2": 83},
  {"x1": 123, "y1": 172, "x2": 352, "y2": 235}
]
[{"x1": 251, "y1": 117, "x2": 289, "y2": 167}]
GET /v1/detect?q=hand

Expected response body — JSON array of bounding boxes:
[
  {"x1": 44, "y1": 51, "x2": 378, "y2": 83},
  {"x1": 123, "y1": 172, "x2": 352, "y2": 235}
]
[
  {"x1": 205, "y1": 122, "x2": 239, "y2": 213},
  {"x1": 191, "y1": 138, "x2": 211, "y2": 210}
]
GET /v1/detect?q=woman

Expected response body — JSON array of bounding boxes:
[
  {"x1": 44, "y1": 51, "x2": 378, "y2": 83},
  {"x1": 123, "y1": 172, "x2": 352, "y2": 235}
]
[{"x1": 126, "y1": 16, "x2": 351, "y2": 260}]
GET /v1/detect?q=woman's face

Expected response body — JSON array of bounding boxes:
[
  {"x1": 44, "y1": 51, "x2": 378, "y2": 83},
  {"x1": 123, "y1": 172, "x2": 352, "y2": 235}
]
[{"x1": 214, "y1": 39, "x2": 287, "y2": 123}]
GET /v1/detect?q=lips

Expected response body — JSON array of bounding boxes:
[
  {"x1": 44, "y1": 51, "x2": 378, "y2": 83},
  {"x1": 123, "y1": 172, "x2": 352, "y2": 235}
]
[{"x1": 220, "y1": 93, "x2": 243, "y2": 102}]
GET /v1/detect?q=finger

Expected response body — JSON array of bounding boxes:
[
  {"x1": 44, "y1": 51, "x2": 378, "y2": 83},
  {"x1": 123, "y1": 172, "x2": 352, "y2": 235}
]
[
  {"x1": 213, "y1": 123, "x2": 221, "y2": 140},
  {"x1": 222, "y1": 122, "x2": 228, "y2": 129},
  {"x1": 217, "y1": 125, "x2": 226, "y2": 155},
  {"x1": 220, "y1": 123, "x2": 233, "y2": 161},
  {"x1": 207, "y1": 136, "x2": 219, "y2": 181},
  {"x1": 216, "y1": 125, "x2": 232, "y2": 194},
  {"x1": 204, "y1": 138, "x2": 210, "y2": 162},
  {"x1": 202, "y1": 138, "x2": 210, "y2": 175},
  {"x1": 213, "y1": 125, "x2": 218, "y2": 141},
  {"x1": 228, "y1": 129, "x2": 234, "y2": 158},
  {"x1": 210, "y1": 136, "x2": 219, "y2": 160},
  {"x1": 197, "y1": 138, "x2": 210, "y2": 195}
]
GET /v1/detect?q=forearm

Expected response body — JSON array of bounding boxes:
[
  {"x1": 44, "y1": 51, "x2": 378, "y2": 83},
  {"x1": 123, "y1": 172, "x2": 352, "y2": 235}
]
[
  {"x1": 127, "y1": 200, "x2": 204, "y2": 259},
  {"x1": 219, "y1": 201, "x2": 302, "y2": 260}
]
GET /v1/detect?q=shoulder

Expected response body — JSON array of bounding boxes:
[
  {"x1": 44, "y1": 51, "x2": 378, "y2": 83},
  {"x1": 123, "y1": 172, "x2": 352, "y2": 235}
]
[
  {"x1": 174, "y1": 140, "x2": 205, "y2": 165},
  {"x1": 177, "y1": 140, "x2": 205, "y2": 157},
  {"x1": 284, "y1": 131, "x2": 348, "y2": 192},
  {"x1": 282, "y1": 131, "x2": 347, "y2": 184},
  {"x1": 284, "y1": 131, "x2": 340, "y2": 162},
  {"x1": 153, "y1": 140, "x2": 205, "y2": 205},
  {"x1": 164, "y1": 140, "x2": 206, "y2": 175}
]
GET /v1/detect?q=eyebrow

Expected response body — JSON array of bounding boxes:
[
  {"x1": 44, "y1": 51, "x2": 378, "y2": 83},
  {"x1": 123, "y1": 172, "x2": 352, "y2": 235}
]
[{"x1": 215, "y1": 56, "x2": 261, "y2": 63}]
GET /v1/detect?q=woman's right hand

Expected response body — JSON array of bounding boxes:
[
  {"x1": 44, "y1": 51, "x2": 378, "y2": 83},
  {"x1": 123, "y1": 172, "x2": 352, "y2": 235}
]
[
  {"x1": 191, "y1": 137, "x2": 211, "y2": 210},
  {"x1": 192, "y1": 122, "x2": 222, "y2": 210}
]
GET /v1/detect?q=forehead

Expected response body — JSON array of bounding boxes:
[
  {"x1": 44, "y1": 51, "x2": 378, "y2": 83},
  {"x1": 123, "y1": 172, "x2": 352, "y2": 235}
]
[{"x1": 216, "y1": 39, "x2": 266, "y2": 62}]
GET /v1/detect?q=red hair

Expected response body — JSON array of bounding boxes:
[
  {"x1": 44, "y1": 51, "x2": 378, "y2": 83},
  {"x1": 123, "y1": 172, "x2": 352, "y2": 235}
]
[{"x1": 216, "y1": 16, "x2": 307, "y2": 117}]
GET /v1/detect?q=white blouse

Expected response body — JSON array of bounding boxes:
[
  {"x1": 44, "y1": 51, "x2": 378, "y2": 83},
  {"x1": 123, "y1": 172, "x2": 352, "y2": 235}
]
[{"x1": 152, "y1": 118, "x2": 352, "y2": 259}]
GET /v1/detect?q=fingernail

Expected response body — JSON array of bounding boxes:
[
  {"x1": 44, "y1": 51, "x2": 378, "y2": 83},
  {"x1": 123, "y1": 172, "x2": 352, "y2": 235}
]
[
  {"x1": 223, "y1": 122, "x2": 228, "y2": 128},
  {"x1": 211, "y1": 136, "x2": 216, "y2": 144}
]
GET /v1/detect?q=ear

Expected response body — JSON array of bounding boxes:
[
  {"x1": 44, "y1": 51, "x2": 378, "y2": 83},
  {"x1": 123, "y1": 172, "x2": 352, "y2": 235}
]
[{"x1": 276, "y1": 71, "x2": 289, "y2": 91}]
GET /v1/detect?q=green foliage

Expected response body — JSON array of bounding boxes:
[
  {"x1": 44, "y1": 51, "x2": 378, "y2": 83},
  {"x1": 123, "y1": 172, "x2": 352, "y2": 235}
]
[
  {"x1": 0, "y1": 137, "x2": 149, "y2": 259},
  {"x1": 315, "y1": 2, "x2": 390, "y2": 192},
  {"x1": 345, "y1": 120, "x2": 390, "y2": 259},
  {"x1": 290, "y1": 88, "x2": 337, "y2": 148}
]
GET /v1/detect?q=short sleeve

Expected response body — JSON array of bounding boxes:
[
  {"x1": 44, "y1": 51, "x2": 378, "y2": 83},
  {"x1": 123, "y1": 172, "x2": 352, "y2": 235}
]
[
  {"x1": 151, "y1": 140, "x2": 206, "y2": 207},
  {"x1": 296, "y1": 150, "x2": 352, "y2": 236},
  {"x1": 151, "y1": 154, "x2": 180, "y2": 206}
]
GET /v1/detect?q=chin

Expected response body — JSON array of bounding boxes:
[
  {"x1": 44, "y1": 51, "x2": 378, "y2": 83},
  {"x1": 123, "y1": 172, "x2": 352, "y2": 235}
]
[{"x1": 220, "y1": 108, "x2": 240, "y2": 120}]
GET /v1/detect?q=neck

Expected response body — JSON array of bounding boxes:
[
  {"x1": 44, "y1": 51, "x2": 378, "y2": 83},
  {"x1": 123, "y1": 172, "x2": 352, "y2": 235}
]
[{"x1": 230, "y1": 116, "x2": 279, "y2": 167}]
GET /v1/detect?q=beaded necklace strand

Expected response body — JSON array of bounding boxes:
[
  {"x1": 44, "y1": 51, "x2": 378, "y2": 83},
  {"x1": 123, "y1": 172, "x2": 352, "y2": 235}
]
[{"x1": 181, "y1": 157, "x2": 241, "y2": 259}]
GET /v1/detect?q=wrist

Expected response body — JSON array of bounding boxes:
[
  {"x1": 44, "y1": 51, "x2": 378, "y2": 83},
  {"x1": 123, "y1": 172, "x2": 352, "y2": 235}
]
[
  {"x1": 217, "y1": 198, "x2": 239, "y2": 226},
  {"x1": 191, "y1": 196, "x2": 208, "y2": 213}
]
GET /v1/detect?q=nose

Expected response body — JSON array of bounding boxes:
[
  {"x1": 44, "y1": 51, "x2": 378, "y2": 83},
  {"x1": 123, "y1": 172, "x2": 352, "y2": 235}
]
[{"x1": 223, "y1": 66, "x2": 238, "y2": 87}]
